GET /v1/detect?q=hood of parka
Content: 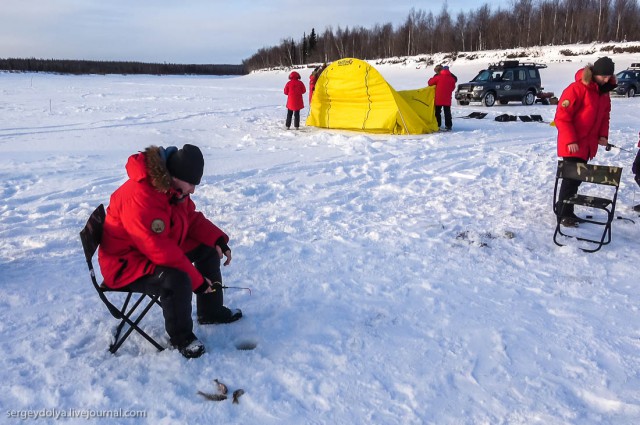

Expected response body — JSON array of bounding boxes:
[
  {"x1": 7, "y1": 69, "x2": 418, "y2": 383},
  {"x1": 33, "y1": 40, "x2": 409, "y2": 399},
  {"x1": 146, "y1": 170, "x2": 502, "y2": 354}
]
[
  {"x1": 125, "y1": 145, "x2": 172, "y2": 193},
  {"x1": 576, "y1": 65, "x2": 617, "y2": 93}
]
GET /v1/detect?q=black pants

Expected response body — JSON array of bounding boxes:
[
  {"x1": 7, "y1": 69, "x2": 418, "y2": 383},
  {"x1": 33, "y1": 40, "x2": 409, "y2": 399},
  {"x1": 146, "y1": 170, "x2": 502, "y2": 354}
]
[
  {"x1": 286, "y1": 109, "x2": 300, "y2": 128},
  {"x1": 126, "y1": 244, "x2": 223, "y2": 347},
  {"x1": 435, "y1": 105, "x2": 452, "y2": 129},
  {"x1": 557, "y1": 157, "x2": 587, "y2": 216}
]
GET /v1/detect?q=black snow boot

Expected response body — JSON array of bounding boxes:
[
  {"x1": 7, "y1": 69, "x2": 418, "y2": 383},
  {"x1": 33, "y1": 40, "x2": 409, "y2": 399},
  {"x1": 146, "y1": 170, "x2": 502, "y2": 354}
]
[
  {"x1": 197, "y1": 282, "x2": 243, "y2": 325},
  {"x1": 172, "y1": 333, "x2": 205, "y2": 359}
]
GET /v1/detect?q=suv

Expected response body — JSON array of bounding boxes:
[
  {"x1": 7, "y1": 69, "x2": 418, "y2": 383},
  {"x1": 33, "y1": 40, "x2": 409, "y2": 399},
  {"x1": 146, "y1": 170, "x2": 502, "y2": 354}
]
[
  {"x1": 614, "y1": 63, "x2": 640, "y2": 97},
  {"x1": 455, "y1": 61, "x2": 547, "y2": 107}
]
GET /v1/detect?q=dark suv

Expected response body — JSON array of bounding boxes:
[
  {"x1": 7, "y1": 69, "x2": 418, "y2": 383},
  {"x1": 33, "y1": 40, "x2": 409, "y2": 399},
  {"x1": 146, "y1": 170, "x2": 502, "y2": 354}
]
[
  {"x1": 455, "y1": 61, "x2": 547, "y2": 107},
  {"x1": 614, "y1": 63, "x2": 640, "y2": 97}
]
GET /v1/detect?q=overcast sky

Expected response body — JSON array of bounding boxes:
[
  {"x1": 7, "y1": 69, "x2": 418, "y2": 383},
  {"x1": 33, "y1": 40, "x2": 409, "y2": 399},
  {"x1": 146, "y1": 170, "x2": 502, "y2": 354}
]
[{"x1": 1, "y1": 0, "x2": 507, "y2": 64}]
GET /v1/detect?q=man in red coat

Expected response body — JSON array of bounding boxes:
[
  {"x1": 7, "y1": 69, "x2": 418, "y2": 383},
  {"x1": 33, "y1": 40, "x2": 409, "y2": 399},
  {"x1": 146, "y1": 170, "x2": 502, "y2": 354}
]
[
  {"x1": 554, "y1": 57, "x2": 617, "y2": 227},
  {"x1": 284, "y1": 71, "x2": 306, "y2": 129},
  {"x1": 98, "y1": 144, "x2": 242, "y2": 358},
  {"x1": 428, "y1": 65, "x2": 457, "y2": 131}
]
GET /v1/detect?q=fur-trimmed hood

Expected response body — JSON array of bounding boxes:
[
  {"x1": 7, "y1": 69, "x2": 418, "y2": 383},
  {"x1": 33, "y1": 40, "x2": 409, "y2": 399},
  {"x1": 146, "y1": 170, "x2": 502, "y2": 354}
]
[
  {"x1": 125, "y1": 145, "x2": 172, "y2": 192},
  {"x1": 576, "y1": 65, "x2": 617, "y2": 92}
]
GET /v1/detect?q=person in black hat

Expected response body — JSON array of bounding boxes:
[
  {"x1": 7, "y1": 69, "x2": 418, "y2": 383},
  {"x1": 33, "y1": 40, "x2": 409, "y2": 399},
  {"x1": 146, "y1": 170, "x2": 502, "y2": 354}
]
[
  {"x1": 98, "y1": 144, "x2": 242, "y2": 359},
  {"x1": 553, "y1": 57, "x2": 617, "y2": 227}
]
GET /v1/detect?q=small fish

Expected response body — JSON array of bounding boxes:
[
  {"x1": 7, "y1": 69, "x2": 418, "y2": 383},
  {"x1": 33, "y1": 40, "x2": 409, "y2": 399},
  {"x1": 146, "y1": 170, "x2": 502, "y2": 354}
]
[
  {"x1": 214, "y1": 379, "x2": 228, "y2": 395},
  {"x1": 197, "y1": 391, "x2": 227, "y2": 401},
  {"x1": 232, "y1": 389, "x2": 245, "y2": 404}
]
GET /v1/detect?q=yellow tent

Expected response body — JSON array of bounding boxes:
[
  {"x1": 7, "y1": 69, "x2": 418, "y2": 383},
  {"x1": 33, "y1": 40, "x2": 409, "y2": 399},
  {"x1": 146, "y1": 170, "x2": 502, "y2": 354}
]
[{"x1": 306, "y1": 58, "x2": 439, "y2": 135}]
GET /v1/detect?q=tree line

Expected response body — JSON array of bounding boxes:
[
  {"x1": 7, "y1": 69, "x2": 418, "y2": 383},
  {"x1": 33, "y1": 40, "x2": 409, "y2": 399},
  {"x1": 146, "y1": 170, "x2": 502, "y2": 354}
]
[
  {"x1": 243, "y1": 0, "x2": 640, "y2": 71},
  {"x1": 0, "y1": 58, "x2": 246, "y2": 75}
]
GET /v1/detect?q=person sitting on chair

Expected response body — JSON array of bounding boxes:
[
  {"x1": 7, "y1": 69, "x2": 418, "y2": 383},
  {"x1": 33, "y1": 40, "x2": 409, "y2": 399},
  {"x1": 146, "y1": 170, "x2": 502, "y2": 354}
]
[
  {"x1": 554, "y1": 56, "x2": 617, "y2": 227},
  {"x1": 98, "y1": 144, "x2": 242, "y2": 359}
]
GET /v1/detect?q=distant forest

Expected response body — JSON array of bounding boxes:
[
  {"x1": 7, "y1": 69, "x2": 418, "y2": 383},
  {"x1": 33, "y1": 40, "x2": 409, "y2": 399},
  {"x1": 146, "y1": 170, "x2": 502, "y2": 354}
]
[
  {"x1": 0, "y1": 58, "x2": 246, "y2": 75},
  {"x1": 243, "y1": 0, "x2": 640, "y2": 71}
]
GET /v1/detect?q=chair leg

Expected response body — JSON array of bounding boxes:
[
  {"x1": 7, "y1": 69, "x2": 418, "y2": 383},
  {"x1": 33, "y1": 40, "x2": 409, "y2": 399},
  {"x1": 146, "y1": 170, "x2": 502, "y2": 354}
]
[
  {"x1": 555, "y1": 210, "x2": 614, "y2": 253},
  {"x1": 109, "y1": 293, "x2": 164, "y2": 354}
]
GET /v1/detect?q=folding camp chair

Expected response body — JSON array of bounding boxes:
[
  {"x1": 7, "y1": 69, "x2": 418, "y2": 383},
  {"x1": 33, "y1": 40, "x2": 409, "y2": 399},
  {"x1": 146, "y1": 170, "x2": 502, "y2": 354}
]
[
  {"x1": 79, "y1": 204, "x2": 164, "y2": 353},
  {"x1": 553, "y1": 160, "x2": 623, "y2": 252}
]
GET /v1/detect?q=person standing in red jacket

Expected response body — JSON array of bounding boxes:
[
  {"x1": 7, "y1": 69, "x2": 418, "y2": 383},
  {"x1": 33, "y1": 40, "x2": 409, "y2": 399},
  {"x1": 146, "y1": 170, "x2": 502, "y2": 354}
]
[
  {"x1": 284, "y1": 71, "x2": 306, "y2": 129},
  {"x1": 98, "y1": 144, "x2": 242, "y2": 358},
  {"x1": 428, "y1": 65, "x2": 457, "y2": 131},
  {"x1": 554, "y1": 57, "x2": 617, "y2": 227},
  {"x1": 308, "y1": 64, "x2": 325, "y2": 104}
]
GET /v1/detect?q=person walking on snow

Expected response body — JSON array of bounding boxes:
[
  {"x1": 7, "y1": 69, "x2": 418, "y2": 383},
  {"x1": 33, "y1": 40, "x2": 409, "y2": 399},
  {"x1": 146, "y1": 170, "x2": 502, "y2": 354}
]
[
  {"x1": 98, "y1": 144, "x2": 242, "y2": 359},
  {"x1": 284, "y1": 71, "x2": 306, "y2": 129},
  {"x1": 428, "y1": 65, "x2": 457, "y2": 131},
  {"x1": 554, "y1": 56, "x2": 617, "y2": 227}
]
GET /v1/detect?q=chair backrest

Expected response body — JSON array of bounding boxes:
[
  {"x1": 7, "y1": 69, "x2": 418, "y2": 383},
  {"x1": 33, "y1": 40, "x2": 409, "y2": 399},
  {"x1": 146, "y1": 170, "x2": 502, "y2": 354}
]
[
  {"x1": 80, "y1": 204, "x2": 126, "y2": 319},
  {"x1": 556, "y1": 160, "x2": 622, "y2": 187},
  {"x1": 79, "y1": 204, "x2": 105, "y2": 265}
]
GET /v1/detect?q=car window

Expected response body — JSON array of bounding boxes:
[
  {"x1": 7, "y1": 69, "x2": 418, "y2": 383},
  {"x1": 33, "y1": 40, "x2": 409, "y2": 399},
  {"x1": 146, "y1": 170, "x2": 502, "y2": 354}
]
[
  {"x1": 516, "y1": 70, "x2": 527, "y2": 81},
  {"x1": 472, "y1": 70, "x2": 492, "y2": 82},
  {"x1": 528, "y1": 69, "x2": 538, "y2": 79},
  {"x1": 502, "y1": 71, "x2": 513, "y2": 81},
  {"x1": 617, "y1": 71, "x2": 629, "y2": 79}
]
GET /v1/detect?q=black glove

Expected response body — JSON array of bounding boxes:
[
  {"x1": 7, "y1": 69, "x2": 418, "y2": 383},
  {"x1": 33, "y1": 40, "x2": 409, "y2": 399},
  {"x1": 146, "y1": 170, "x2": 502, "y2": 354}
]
[{"x1": 215, "y1": 236, "x2": 231, "y2": 254}]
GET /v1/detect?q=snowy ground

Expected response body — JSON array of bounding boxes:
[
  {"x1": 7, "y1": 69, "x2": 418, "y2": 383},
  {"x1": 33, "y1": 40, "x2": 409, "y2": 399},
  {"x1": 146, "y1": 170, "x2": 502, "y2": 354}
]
[{"x1": 2, "y1": 43, "x2": 640, "y2": 424}]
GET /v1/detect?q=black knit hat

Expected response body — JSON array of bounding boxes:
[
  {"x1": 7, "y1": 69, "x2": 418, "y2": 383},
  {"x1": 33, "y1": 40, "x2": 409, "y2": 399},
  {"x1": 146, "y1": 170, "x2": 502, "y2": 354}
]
[
  {"x1": 592, "y1": 57, "x2": 615, "y2": 76},
  {"x1": 166, "y1": 144, "x2": 204, "y2": 185}
]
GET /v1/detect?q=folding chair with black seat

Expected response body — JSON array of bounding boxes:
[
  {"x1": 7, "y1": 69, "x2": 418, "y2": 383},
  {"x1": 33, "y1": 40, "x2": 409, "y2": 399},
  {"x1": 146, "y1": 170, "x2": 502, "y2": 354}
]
[
  {"x1": 79, "y1": 204, "x2": 164, "y2": 353},
  {"x1": 553, "y1": 160, "x2": 623, "y2": 252}
]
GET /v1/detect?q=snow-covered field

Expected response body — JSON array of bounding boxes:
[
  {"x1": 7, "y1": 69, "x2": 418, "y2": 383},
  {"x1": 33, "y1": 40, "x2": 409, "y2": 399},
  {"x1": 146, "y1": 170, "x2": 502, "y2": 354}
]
[{"x1": 2, "y1": 43, "x2": 640, "y2": 424}]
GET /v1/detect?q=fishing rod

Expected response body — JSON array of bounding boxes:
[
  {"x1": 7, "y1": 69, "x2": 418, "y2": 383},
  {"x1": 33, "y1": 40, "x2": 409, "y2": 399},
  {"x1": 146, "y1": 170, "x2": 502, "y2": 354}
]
[{"x1": 606, "y1": 143, "x2": 633, "y2": 153}]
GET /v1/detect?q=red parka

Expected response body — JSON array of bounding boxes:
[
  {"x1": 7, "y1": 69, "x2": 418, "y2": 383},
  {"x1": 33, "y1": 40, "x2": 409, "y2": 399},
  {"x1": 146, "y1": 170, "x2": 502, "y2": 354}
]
[
  {"x1": 284, "y1": 71, "x2": 306, "y2": 111},
  {"x1": 98, "y1": 146, "x2": 228, "y2": 291},
  {"x1": 555, "y1": 67, "x2": 614, "y2": 160},
  {"x1": 428, "y1": 69, "x2": 457, "y2": 106},
  {"x1": 309, "y1": 74, "x2": 317, "y2": 104}
]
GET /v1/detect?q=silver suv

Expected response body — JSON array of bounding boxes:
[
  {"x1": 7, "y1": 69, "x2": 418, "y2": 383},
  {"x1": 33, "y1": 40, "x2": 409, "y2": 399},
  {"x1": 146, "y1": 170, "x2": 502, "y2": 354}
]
[{"x1": 455, "y1": 61, "x2": 547, "y2": 107}]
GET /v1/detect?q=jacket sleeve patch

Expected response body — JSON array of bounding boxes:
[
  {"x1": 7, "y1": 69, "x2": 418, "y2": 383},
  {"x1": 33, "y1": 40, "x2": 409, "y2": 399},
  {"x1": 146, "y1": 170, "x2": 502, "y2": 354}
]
[
  {"x1": 561, "y1": 99, "x2": 570, "y2": 108},
  {"x1": 151, "y1": 219, "x2": 166, "y2": 234}
]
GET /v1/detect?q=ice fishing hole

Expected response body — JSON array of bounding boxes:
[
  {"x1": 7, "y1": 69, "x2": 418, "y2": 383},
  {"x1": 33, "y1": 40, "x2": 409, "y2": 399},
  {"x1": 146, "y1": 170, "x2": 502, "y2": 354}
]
[{"x1": 235, "y1": 340, "x2": 257, "y2": 351}]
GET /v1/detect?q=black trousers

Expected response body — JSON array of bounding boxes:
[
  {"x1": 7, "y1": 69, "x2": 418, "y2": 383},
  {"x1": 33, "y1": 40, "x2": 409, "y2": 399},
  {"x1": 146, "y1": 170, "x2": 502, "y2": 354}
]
[
  {"x1": 286, "y1": 109, "x2": 300, "y2": 128},
  {"x1": 557, "y1": 157, "x2": 587, "y2": 216},
  {"x1": 126, "y1": 244, "x2": 223, "y2": 347},
  {"x1": 435, "y1": 105, "x2": 452, "y2": 129}
]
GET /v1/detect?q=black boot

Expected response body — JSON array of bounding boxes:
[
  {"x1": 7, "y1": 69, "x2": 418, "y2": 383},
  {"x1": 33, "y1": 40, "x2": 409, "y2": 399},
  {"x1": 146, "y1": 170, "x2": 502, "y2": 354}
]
[
  {"x1": 171, "y1": 332, "x2": 205, "y2": 359},
  {"x1": 197, "y1": 282, "x2": 242, "y2": 325}
]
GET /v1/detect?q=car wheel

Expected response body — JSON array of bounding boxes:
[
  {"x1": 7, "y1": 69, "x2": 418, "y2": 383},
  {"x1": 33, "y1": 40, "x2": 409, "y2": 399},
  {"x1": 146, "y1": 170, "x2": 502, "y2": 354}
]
[
  {"x1": 482, "y1": 92, "x2": 496, "y2": 107},
  {"x1": 628, "y1": 87, "x2": 636, "y2": 97},
  {"x1": 522, "y1": 91, "x2": 535, "y2": 105}
]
